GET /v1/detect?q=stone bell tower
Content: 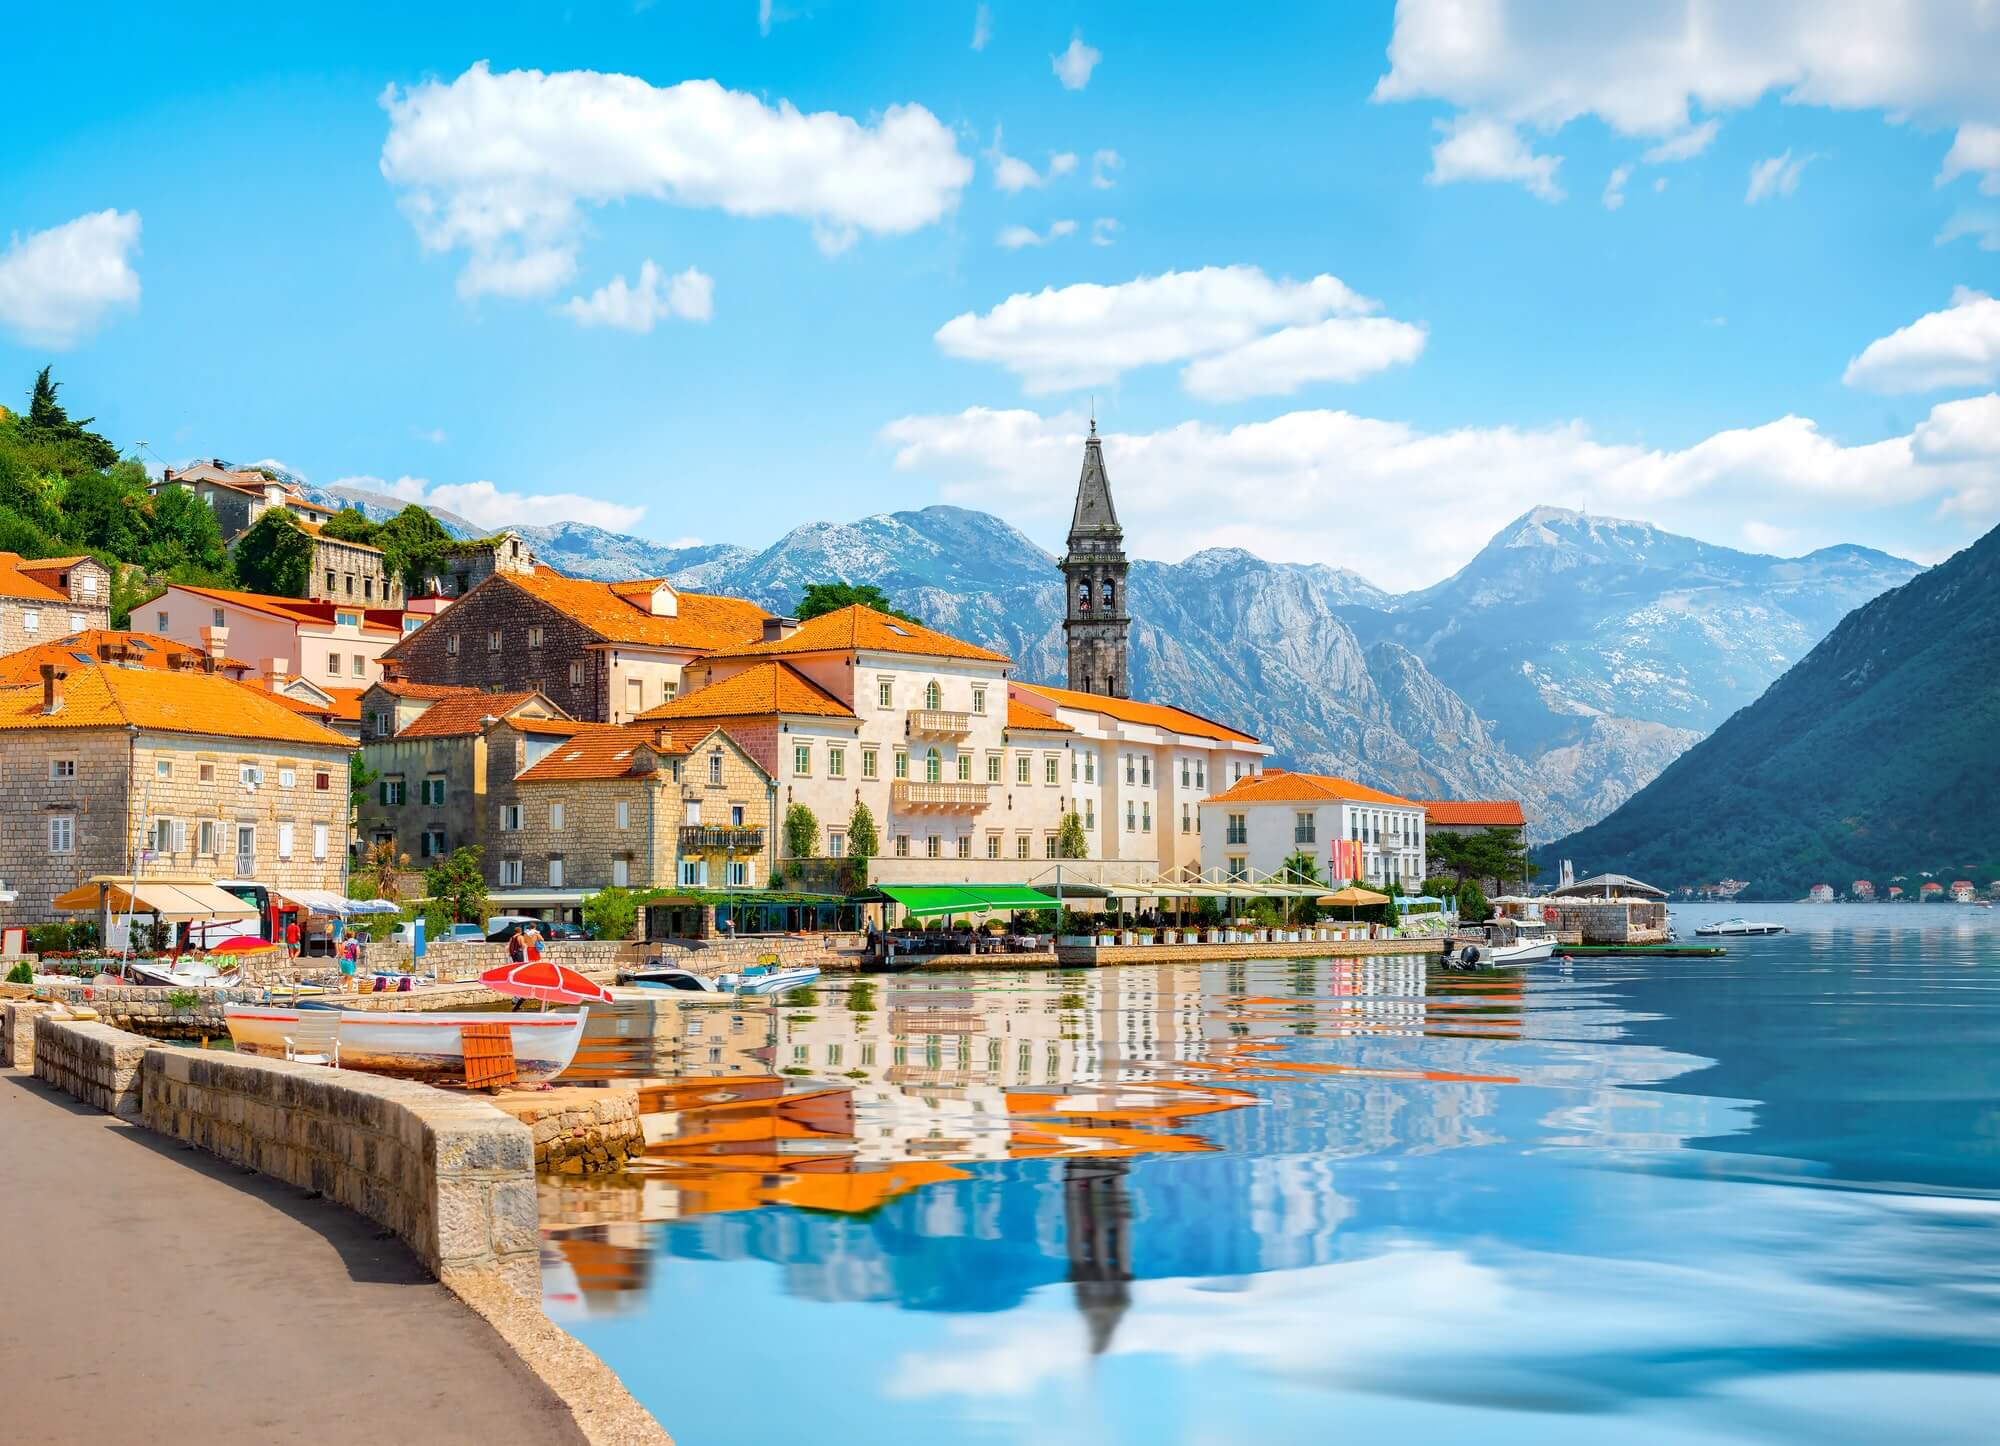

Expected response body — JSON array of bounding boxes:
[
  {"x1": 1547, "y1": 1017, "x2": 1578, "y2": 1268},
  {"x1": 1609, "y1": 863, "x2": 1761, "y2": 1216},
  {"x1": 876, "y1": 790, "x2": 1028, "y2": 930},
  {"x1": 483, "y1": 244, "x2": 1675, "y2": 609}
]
[{"x1": 1061, "y1": 420, "x2": 1129, "y2": 698}]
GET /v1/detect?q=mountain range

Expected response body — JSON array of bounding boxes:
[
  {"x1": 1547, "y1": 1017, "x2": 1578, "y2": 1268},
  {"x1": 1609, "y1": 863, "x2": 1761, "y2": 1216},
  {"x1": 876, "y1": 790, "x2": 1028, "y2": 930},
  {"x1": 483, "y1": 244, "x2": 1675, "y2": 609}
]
[
  {"x1": 1541, "y1": 520, "x2": 2000, "y2": 896},
  {"x1": 311, "y1": 480, "x2": 1920, "y2": 842}
]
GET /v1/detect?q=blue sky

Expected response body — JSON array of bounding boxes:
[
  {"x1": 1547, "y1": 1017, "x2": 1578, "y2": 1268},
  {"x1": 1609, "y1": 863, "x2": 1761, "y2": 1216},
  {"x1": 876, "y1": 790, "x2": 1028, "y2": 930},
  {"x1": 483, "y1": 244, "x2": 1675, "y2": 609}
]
[{"x1": 4, "y1": 2, "x2": 1999, "y2": 586}]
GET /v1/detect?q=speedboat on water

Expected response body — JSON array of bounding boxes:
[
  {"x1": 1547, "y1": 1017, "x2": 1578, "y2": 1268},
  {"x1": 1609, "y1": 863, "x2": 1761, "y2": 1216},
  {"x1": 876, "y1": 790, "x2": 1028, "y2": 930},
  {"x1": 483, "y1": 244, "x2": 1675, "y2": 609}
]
[
  {"x1": 128, "y1": 958, "x2": 240, "y2": 989},
  {"x1": 223, "y1": 1004, "x2": 588, "y2": 1084},
  {"x1": 627, "y1": 962, "x2": 821, "y2": 996},
  {"x1": 1695, "y1": 918, "x2": 1788, "y2": 936}
]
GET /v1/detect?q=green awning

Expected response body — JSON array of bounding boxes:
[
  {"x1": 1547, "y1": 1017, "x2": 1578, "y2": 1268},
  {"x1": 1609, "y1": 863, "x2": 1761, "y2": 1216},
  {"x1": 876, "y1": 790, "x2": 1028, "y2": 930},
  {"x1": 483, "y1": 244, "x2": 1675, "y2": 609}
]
[
  {"x1": 963, "y1": 885, "x2": 1061, "y2": 909},
  {"x1": 878, "y1": 884, "x2": 989, "y2": 919}
]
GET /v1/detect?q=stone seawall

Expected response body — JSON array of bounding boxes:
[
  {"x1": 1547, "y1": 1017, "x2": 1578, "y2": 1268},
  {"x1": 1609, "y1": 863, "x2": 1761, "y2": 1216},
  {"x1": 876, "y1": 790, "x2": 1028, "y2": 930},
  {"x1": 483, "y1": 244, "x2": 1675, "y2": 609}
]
[
  {"x1": 141, "y1": 1047, "x2": 541, "y2": 1297},
  {"x1": 33, "y1": 1017, "x2": 148, "y2": 1117},
  {"x1": 368, "y1": 939, "x2": 642, "y2": 980}
]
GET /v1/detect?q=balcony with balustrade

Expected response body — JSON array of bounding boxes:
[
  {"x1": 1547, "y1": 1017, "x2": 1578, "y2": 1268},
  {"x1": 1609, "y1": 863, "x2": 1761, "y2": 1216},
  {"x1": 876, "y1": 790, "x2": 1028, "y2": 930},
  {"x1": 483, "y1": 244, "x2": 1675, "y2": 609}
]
[
  {"x1": 906, "y1": 708, "x2": 974, "y2": 738},
  {"x1": 679, "y1": 824, "x2": 765, "y2": 853},
  {"x1": 891, "y1": 779, "x2": 991, "y2": 811}
]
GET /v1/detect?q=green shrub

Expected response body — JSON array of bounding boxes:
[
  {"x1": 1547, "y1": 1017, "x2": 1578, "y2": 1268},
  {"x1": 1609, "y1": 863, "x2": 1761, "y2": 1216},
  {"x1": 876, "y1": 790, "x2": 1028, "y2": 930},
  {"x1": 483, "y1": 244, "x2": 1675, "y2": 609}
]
[{"x1": 5, "y1": 961, "x2": 33, "y2": 984}]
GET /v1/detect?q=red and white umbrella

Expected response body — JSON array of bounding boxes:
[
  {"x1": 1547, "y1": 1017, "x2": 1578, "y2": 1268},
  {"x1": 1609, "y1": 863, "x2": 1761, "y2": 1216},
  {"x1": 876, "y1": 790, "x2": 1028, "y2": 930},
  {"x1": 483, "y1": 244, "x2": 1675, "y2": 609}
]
[{"x1": 479, "y1": 959, "x2": 613, "y2": 1006}]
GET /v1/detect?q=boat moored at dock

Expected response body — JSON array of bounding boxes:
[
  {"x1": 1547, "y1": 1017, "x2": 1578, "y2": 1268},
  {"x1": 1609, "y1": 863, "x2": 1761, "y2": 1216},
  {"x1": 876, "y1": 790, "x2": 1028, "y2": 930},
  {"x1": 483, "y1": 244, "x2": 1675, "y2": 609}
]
[
  {"x1": 223, "y1": 1004, "x2": 589, "y2": 1084},
  {"x1": 1695, "y1": 918, "x2": 1788, "y2": 936}
]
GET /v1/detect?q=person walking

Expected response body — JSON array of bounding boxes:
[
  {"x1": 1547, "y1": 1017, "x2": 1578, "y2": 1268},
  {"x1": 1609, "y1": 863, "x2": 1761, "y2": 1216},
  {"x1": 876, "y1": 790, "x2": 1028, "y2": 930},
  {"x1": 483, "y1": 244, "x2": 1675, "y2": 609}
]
[
  {"x1": 284, "y1": 918, "x2": 300, "y2": 960},
  {"x1": 523, "y1": 922, "x2": 544, "y2": 963},
  {"x1": 338, "y1": 934, "x2": 360, "y2": 993}
]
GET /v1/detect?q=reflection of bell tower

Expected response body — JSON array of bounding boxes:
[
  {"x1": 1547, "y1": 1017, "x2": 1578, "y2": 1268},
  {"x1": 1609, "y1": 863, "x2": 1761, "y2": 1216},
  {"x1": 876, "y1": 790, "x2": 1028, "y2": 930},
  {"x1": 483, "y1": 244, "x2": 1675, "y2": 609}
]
[
  {"x1": 1063, "y1": 1158, "x2": 1134, "y2": 1354},
  {"x1": 1061, "y1": 419, "x2": 1130, "y2": 698}
]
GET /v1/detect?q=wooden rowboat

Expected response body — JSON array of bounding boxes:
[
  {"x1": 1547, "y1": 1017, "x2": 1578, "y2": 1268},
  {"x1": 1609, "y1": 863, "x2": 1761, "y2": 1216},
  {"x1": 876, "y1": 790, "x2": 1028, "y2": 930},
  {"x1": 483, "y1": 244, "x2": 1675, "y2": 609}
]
[{"x1": 223, "y1": 1004, "x2": 588, "y2": 1085}]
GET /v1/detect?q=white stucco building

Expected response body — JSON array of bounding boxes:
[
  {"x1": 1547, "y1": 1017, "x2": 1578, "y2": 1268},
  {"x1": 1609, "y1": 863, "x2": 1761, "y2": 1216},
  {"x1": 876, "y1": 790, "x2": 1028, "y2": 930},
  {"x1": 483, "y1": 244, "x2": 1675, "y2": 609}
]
[{"x1": 1198, "y1": 769, "x2": 1427, "y2": 889}]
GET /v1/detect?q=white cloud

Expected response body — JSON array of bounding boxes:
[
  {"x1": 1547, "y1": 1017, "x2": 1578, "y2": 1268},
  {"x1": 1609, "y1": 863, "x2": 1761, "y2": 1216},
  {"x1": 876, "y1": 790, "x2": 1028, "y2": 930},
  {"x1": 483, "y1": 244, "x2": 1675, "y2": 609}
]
[
  {"x1": 971, "y1": 4, "x2": 990, "y2": 51},
  {"x1": 1090, "y1": 217, "x2": 1120, "y2": 246},
  {"x1": 881, "y1": 395, "x2": 2000, "y2": 585},
  {"x1": 560, "y1": 259, "x2": 714, "y2": 331},
  {"x1": 1746, "y1": 149, "x2": 1813, "y2": 203},
  {"x1": 1602, "y1": 165, "x2": 1632, "y2": 210},
  {"x1": 414, "y1": 427, "x2": 448, "y2": 445},
  {"x1": 996, "y1": 220, "x2": 1077, "y2": 249},
  {"x1": 1428, "y1": 116, "x2": 1563, "y2": 201},
  {"x1": 1183, "y1": 317, "x2": 1429, "y2": 402},
  {"x1": 338, "y1": 473, "x2": 647, "y2": 532},
  {"x1": 378, "y1": 62, "x2": 971, "y2": 298},
  {"x1": 1937, "y1": 211, "x2": 2000, "y2": 251},
  {"x1": 757, "y1": 0, "x2": 771, "y2": 36},
  {"x1": 1051, "y1": 32, "x2": 1100, "y2": 91},
  {"x1": 0, "y1": 209, "x2": 142, "y2": 348},
  {"x1": 1641, "y1": 119, "x2": 1721, "y2": 164},
  {"x1": 985, "y1": 128, "x2": 1077, "y2": 192},
  {"x1": 1938, "y1": 122, "x2": 2000, "y2": 194},
  {"x1": 1844, "y1": 287, "x2": 2000, "y2": 393},
  {"x1": 933, "y1": 265, "x2": 1416, "y2": 395},
  {"x1": 1375, "y1": 2, "x2": 2000, "y2": 195},
  {"x1": 1741, "y1": 519, "x2": 1796, "y2": 551},
  {"x1": 1089, "y1": 149, "x2": 1122, "y2": 189}
]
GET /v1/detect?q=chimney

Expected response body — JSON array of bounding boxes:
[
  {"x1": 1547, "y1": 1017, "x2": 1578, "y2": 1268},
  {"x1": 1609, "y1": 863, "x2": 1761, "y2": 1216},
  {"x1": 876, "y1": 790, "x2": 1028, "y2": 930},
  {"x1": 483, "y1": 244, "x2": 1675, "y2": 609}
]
[
  {"x1": 200, "y1": 624, "x2": 229, "y2": 662},
  {"x1": 262, "y1": 656, "x2": 290, "y2": 682},
  {"x1": 761, "y1": 615, "x2": 799, "y2": 643},
  {"x1": 40, "y1": 664, "x2": 65, "y2": 715},
  {"x1": 97, "y1": 640, "x2": 119, "y2": 663},
  {"x1": 166, "y1": 652, "x2": 193, "y2": 672}
]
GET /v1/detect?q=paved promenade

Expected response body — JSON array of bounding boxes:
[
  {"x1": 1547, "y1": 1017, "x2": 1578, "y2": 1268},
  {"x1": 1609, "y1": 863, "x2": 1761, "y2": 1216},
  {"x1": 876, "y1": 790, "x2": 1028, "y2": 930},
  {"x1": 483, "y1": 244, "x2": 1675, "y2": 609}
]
[{"x1": 0, "y1": 1067, "x2": 585, "y2": 1445}]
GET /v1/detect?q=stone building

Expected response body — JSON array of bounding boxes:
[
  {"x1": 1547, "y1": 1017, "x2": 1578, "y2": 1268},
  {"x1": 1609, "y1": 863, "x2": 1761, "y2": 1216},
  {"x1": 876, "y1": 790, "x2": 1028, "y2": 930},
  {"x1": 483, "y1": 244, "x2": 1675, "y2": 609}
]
[
  {"x1": 153, "y1": 460, "x2": 337, "y2": 539},
  {"x1": 353, "y1": 687, "x2": 571, "y2": 867},
  {"x1": 298, "y1": 521, "x2": 402, "y2": 607},
  {"x1": 423, "y1": 530, "x2": 537, "y2": 599},
  {"x1": 0, "y1": 663, "x2": 352, "y2": 923},
  {"x1": 1061, "y1": 423, "x2": 1130, "y2": 699},
  {"x1": 507, "y1": 721, "x2": 774, "y2": 902},
  {"x1": 0, "y1": 553, "x2": 112, "y2": 653},
  {"x1": 377, "y1": 565, "x2": 770, "y2": 724}
]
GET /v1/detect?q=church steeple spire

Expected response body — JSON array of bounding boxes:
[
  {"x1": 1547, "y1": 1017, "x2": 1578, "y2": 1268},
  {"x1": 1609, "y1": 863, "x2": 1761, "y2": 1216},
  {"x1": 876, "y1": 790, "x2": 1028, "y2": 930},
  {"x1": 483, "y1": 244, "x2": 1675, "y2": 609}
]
[{"x1": 1061, "y1": 424, "x2": 1129, "y2": 698}]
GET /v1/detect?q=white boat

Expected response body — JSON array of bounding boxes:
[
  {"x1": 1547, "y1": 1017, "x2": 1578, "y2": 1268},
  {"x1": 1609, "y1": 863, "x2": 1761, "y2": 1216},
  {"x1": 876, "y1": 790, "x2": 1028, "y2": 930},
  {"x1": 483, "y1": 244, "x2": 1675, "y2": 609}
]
[
  {"x1": 223, "y1": 1004, "x2": 588, "y2": 1085},
  {"x1": 1695, "y1": 918, "x2": 1788, "y2": 936},
  {"x1": 627, "y1": 962, "x2": 821, "y2": 996},
  {"x1": 128, "y1": 959, "x2": 241, "y2": 989}
]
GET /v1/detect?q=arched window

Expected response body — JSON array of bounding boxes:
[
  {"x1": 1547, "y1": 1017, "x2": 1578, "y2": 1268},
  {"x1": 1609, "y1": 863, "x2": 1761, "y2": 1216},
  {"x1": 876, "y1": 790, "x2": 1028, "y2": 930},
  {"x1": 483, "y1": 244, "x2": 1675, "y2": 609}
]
[
  {"x1": 924, "y1": 680, "x2": 942, "y2": 711},
  {"x1": 1076, "y1": 581, "x2": 1091, "y2": 612},
  {"x1": 925, "y1": 747, "x2": 942, "y2": 783},
  {"x1": 1101, "y1": 580, "x2": 1115, "y2": 609}
]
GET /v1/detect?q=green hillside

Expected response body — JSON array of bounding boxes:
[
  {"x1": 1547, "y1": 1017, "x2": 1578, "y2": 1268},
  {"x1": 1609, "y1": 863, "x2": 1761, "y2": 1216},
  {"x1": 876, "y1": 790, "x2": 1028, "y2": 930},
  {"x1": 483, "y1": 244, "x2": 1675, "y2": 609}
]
[{"x1": 1539, "y1": 522, "x2": 2000, "y2": 898}]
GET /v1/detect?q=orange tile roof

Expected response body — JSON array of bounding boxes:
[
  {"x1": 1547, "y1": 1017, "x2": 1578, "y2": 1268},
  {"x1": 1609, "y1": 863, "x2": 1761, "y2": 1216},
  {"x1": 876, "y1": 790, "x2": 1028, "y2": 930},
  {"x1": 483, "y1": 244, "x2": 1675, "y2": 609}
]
[
  {"x1": 1203, "y1": 769, "x2": 1415, "y2": 808},
  {"x1": 704, "y1": 604, "x2": 1011, "y2": 665},
  {"x1": 0, "y1": 630, "x2": 255, "y2": 685},
  {"x1": 502, "y1": 715, "x2": 594, "y2": 737},
  {"x1": 515, "y1": 724, "x2": 666, "y2": 781},
  {"x1": 499, "y1": 569, "x2": 771, "y2": 652},
  {"x1": 169, "y1": 583, "x2": 403, "y2": 635},
  {"x1": 0, "y1": 665, "x2": 350, "y2": 747},
  {"x1": 370, "y1": 679, "x2": 478, "y2": 700},
  {"x1": 1005, "y1": 698, "x2": 1073, "y2": 733},
  {"x1": 1420, "y1": 799, "x2": 1526, "y2": 827},
  {"x1": 0, "y1": 552, "x2": 78, "y2": 603},
  {"x1": 396, "y1": 690, "x2": 545, "y2": 738},
  {"x1": 638, "y1": 662, "x2": 856, "y2": 721},
  {"x1": 1014, "y1": 682, "x2": 1259, "y2": 744}
]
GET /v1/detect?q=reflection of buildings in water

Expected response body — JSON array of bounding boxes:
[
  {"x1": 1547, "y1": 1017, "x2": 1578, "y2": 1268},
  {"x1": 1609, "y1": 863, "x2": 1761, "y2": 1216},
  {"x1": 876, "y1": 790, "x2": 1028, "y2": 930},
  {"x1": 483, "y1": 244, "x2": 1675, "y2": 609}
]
[
  {"x1": 566, "y1": 993, "x2": 779, "y2": 1082},
  {"x1": 1064, "y1": 1157, "x2": 1133, "y2": 1354},
  {"x1": 539, "y1": 1222, "x2": 654, "y2": 1321}
]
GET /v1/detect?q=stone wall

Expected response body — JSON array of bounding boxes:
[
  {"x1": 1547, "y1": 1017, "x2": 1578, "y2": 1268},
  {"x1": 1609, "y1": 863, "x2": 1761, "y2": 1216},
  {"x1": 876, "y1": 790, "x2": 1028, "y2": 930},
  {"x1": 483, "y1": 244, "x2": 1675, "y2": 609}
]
[
  {"x1": 142, "y1": 1046, "x2": 540, "y2": 1295},
  {"x1": 3, "y1": 999, "x2": 49, "y2": 1068},
  {"x1": 33, "y1": 1016, "x2": 148, "y2": 1116},
  {"x1": 384, "y1": 575, "x2": 613, "y2": 721}
]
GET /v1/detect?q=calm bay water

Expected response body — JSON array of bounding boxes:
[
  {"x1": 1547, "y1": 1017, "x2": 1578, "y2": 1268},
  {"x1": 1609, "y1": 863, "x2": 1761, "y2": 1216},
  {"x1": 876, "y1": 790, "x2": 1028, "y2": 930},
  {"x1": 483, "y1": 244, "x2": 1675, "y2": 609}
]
[{"x1": 540, "y1": 903, "x2": 2000, "y2": 1444}]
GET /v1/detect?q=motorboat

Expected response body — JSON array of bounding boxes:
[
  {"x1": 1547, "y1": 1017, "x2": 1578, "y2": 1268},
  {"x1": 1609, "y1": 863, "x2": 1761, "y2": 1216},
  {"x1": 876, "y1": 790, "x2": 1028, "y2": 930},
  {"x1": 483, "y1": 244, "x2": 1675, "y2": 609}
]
[
  {"x1": 127, "y1": 958, "x2": 241, "y2": 989},
  {"x1": 627, "y1": 962, "x2": 821, "y2": 996},
  {"x1": 1694, "y1": 918, "x2": 1788, "y2": 936},
  {"x1": 223, "y1": 1004, "x2": 588, "y2": 1085}
]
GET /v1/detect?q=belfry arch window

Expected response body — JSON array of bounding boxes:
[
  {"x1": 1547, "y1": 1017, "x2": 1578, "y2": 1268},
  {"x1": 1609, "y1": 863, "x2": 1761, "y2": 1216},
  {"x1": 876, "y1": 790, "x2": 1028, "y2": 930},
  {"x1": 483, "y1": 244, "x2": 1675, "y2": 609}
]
[
  {"x1": 924, "y1": 679, "x2": 942, "y2": 711},
  {"x1": 925, "y1": 748, "x2": 942, "y2": 783},
  {"x1": 1101, "y1": 580, "x2": 1115, "y2": 609},
  {"x1": 1076, "y1": 581, "x2": 1091, "y2": 613}
]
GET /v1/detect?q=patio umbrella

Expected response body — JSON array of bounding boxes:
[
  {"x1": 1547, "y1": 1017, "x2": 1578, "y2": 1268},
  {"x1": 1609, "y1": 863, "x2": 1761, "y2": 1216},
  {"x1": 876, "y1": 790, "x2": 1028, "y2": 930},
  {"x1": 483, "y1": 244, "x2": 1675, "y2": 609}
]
[
  {"x1": 1315, "y1": 885, "x2": 1390, "y2": 922},
  {"x1": 208, "y1": 935, "x2": 277, "y2": 953},
  {"x1": 479, "y1": 960, "x2": 613, "y2": 1007}
]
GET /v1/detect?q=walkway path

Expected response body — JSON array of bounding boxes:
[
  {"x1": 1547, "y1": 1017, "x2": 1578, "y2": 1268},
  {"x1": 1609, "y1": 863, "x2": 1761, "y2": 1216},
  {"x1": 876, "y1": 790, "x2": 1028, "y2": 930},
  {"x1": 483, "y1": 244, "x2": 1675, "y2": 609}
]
[{"x1": 0, "y1": 1067, "x2": 585, "y2": 1446}]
